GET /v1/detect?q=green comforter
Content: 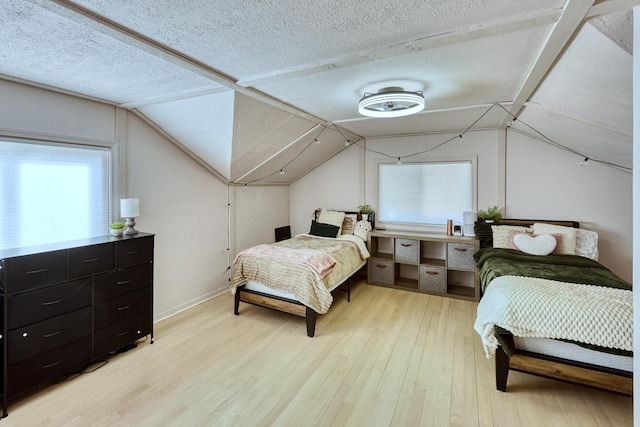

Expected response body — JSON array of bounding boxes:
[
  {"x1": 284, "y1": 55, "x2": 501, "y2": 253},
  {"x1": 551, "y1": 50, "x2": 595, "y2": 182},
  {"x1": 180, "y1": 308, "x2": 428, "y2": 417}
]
[
  {"x1": 475, "y1": 248, "x2": 632, "y2": 294},
  {"x1": 475, "y1": 247, "x2": 632, "y2": 357}
]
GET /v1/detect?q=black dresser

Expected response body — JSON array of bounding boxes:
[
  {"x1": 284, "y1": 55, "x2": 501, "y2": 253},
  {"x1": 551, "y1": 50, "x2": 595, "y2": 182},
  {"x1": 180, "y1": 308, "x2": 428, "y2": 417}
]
[{"x1": 0, "y1": 232, "x2": 154, "y2": 417}]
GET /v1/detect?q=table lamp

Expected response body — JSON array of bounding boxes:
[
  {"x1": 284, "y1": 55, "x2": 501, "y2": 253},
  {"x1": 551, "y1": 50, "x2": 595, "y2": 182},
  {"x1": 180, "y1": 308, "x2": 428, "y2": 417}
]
[{"x1": 120, "y1": 198, "x2": 140, "y2": 235}]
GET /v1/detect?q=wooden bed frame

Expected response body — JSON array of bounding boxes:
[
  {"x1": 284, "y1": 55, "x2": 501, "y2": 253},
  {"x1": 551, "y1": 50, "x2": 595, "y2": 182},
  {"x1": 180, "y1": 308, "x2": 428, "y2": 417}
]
[
  {"x1": 480, "y1": 219, "x2": 633, "y2": 396},
  {"x1": 234, "y1": 277, "x2": 356, "y2": 337},
  {"x1": 233, "y1": 210, "x2": 366, "y2": 337}
]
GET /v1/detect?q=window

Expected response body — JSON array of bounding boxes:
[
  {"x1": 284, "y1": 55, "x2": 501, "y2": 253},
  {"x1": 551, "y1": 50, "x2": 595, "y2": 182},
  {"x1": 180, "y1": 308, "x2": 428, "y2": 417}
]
[
  {"x1": 378, "y1": 160, "x2": 474, "y2": 226},
  {"x1": 0, "y1": 139, "x2": 110, "y2": 250}
]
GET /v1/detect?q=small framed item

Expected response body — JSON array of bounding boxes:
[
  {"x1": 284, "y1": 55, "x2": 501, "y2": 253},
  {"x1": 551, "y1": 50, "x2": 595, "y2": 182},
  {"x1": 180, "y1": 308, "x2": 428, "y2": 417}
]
[{"x1": 453, "y1": 222, "x2": 463, "y2": 236}]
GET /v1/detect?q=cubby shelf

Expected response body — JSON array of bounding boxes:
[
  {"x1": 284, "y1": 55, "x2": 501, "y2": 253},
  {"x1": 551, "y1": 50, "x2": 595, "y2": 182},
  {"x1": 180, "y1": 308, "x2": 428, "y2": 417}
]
[{"x1": 367, "y1": 230, "x2": 480, "y2": 302}]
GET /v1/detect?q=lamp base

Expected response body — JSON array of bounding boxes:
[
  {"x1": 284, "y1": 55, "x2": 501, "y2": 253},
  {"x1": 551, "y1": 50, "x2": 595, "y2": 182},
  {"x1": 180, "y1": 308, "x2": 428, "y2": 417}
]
[{"x1": 123, "y1": 217, "x2": 138, "y2": 235}]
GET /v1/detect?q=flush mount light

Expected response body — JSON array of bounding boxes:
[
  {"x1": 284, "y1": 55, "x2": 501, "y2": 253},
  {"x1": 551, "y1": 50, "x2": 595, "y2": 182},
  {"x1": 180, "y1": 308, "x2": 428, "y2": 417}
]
[{"x1": 358, "y1": 87, "x2": 425, "y2": 118}]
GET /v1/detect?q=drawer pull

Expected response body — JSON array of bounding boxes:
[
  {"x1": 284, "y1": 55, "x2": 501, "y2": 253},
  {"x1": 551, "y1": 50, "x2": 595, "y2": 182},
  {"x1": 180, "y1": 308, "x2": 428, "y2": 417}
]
[
  {"x1": 454, "y1": 247, "x2": 468, "y2": 252},
  {"x1": 425, "y1": 271, "x2": 439, "y2": 275},
  {"x1": 27, "y1": 268, "x2": 49, "y2": 275},
  {"x1": 83, "y1": 257, "x2": 100, "y2": 263},
  {"x1": 375, "y1": 264, "x2": 388, "y2": 269},
  {"x1": 400, "y1": 243, "x2": 412, "y2": 247},
  {"x1": 43, "y1": 330, "x2": 64, "y2": 338},
  {"x1": 42, "y1": 359, "x2": 64, "y2": 369},
  {"x1": 118, "y1": 305, "x2": 132, "y2": 311},
  {"x1": 127, "y1": 250, "x2": 140, "y2": 255},
  {"x1": 117, "y1": 280, "x2": 132, "y2": 285},
  {"x1": 117, "y1": 330, "x2": 131, "y2": 337},
  {"x1": 42, "y1": 298, "x2": 64, "y2": 306}
]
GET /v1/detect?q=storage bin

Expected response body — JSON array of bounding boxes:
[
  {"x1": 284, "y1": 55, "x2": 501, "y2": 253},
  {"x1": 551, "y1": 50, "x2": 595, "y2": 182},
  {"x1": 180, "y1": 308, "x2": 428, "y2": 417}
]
[
  {"x1": 419, "y1": 266, "x2": 446, "y2": 294},
  {"x1": 447, "y1": 243, "x2": 476, "y2": 270},
  {"x1": 370, "y1": 259, "x2": 395, "y2": 285},
  {"x1": 395, "y1": 239, "x2": 419, "y2": 263}
]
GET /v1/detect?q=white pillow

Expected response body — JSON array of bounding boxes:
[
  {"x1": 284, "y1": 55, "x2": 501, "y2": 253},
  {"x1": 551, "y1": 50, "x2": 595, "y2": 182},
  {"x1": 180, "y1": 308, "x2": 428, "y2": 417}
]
[
  {"x1": 532, "y1": 223, "x2": 577, "y2": 255},
  {"x1": 317, "y1": 209, "x2": 345, "y2": 237},
  {"x1": 492, "y1": 225, "x2": 533, "y2": 248},
  {"x1": 575, "y1": 228, "x2": 599, "y2": 260},
  {"x1": 513, "y1": 233, "x2": 557, "y2": 256},
  {"x1": 353, "y1": 220, "x2": 371, "y2": 241}
]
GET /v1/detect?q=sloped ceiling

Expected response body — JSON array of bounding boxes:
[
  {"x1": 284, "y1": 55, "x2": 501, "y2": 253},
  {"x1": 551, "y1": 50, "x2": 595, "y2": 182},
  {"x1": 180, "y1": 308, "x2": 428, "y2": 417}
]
[{"x1": 0, "y1": 0, "x2": 635, "y2": 182}]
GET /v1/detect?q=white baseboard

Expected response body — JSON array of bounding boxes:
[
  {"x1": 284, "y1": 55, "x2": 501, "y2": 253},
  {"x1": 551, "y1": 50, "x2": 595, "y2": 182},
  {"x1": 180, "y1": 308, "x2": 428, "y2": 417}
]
[{"x1": 153, "y1": 287, "x2": 229, "y2": 323}]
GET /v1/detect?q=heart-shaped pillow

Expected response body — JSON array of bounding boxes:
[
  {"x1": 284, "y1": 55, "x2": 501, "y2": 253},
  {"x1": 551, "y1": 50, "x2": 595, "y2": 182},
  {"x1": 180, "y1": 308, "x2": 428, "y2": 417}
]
[{"x1": 513, "y1": 233, "x2": 557, "y2": 256}]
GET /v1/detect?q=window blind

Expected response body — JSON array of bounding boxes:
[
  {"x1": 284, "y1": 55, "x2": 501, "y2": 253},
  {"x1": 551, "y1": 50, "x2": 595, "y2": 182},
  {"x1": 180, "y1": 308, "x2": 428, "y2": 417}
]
[
  {"x1": 378, "y1": 161, "x2": 473, "y2": 225},
  {"x1": 0, "y1": 140, "x2": 110, "y2": 250}
]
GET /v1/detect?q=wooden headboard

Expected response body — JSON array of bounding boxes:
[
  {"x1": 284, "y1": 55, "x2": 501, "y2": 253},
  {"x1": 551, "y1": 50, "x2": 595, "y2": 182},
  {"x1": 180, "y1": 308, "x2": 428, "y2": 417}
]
[{"x1": 475, "y1": 218, "x2": 579, "y2": 249}]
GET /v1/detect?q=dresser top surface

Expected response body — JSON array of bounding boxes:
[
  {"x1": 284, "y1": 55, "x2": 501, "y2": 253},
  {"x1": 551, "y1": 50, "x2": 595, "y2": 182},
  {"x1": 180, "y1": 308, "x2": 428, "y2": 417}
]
[{"x1": 0, "y1": 232, "x2": 154, "y2": 259}]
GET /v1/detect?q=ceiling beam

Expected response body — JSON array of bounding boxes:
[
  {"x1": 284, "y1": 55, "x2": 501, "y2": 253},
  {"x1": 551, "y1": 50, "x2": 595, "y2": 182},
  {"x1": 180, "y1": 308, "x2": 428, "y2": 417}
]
[
  {"x1": 498, "y1": 0, "x2": 596, "y2": 128},
  {"x1": 37, "y1": 0, "x2": 362, "y2": 139},
  {"x1": 586, "y1": 0, "x2": 640, "y2": 18},
  {"x1": 119, "y1": 85, "x2": 230, "y2": 109}
]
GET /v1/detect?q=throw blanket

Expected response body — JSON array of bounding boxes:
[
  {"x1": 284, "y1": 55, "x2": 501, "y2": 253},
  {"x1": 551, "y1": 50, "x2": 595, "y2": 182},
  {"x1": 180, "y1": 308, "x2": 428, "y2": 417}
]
[
  {"x1": 475, "y1": 275, "x2": 633, "y2": 358},
  {"x1": 234, "y1": 244, "x2": 336, "y2": 280},
  {"x1": 231, "y1": 235, "x2": 369, "y2": 314},
  {"x1": 475, "y1": 248, "x2": 632, "y2": 293}
]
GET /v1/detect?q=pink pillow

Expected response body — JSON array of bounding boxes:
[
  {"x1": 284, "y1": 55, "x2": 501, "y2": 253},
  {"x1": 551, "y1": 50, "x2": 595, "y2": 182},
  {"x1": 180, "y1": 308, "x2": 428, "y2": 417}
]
[{"x1": 509, "y1": 230, "x2": 563, "y2": 254}]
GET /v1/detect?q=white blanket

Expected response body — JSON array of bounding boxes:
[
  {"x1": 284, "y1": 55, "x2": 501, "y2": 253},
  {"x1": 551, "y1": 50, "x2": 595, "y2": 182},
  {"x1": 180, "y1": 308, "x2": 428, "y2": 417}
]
[{"x1": 474, "y1": 275, "x2": 633, "y2": 357}]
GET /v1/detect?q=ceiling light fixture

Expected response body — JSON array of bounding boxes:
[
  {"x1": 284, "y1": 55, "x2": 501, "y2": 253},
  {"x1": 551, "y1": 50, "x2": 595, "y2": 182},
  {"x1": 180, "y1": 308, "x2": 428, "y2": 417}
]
[{"x1": 358, "y1": 87, "x2": 425, "y2": 118}]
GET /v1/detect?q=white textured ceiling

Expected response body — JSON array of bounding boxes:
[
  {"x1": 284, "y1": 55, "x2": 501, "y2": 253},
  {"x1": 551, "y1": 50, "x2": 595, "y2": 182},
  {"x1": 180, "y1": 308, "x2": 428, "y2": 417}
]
[{"x1": 0, "y1": 0, "x2": 635, "y2": 181}]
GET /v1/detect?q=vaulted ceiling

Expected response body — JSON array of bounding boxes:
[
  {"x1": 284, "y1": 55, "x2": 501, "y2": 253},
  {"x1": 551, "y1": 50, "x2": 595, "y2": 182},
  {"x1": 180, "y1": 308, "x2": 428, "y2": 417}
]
[{"x1": 0, "y1": 0, "x2": 635, "y2": 183}]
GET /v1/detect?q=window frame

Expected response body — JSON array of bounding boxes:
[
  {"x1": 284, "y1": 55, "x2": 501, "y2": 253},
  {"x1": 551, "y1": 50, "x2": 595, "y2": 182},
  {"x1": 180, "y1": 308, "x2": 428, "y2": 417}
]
[
  {"x1": 375, "y1": 156, "x2": 478, "y2": 233},
  {"x1": 0, "y1": 133, "x2": 119, "y2": 249}
]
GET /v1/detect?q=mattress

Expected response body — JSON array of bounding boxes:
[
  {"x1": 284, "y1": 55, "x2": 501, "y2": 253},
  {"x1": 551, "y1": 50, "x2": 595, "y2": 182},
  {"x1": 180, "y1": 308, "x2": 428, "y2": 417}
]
[{"x1": 514, "y1": 336, "x2": 632, "y2": 372}]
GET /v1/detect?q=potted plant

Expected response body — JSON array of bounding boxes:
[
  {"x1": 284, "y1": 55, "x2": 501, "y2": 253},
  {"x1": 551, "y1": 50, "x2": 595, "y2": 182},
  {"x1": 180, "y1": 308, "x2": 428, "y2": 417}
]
[
  {"x1": 110, "y1": 222, "x2": 125, "y2": 236},
  {"x1": 477, "y1": 206, "x2": 502, "y2": 223},
  {"x1": 357, "y1": 204, "x2": 374, "y2": 221}
]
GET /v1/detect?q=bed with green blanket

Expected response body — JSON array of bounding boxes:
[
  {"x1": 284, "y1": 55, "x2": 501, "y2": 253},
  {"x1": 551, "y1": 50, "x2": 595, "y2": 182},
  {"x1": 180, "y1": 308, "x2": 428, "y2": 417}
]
[{"x1": 473, "y1": 220, "x2": 633, "y2": 395}]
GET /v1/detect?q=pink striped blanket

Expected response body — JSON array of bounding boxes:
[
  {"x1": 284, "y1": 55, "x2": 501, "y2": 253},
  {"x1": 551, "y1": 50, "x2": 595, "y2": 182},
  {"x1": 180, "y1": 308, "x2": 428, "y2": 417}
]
[{"x1": 233, "y1": 244, "x2": 336, "y2": 279}]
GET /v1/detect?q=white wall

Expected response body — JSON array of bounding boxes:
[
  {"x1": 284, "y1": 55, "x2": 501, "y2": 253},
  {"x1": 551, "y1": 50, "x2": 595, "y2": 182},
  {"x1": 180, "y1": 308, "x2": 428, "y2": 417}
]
[
  {"x1": 0, "y1": 80, "x2": 115, "y2": 142},
  {"x1": 506, "y1": 131, "x2": 632, "y2": 282},
  {"x1": 233, "y1": 184, "x2": 289, "y2": 251},
  {"x1": 290, "y1": 143, "x2": 361, "y2": 235},
  {"x1": 126, "y1": 113, "x2": 232, "y2": 320},
  {"x1": 290, "y1": 129, "x2": 632, "y2": 282}
]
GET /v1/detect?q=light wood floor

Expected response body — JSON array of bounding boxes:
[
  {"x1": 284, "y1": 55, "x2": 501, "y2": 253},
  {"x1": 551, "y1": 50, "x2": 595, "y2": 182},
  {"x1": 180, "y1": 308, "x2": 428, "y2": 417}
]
[{"x1": 5, "y1": 279, "x2": 632, "y2": 426}]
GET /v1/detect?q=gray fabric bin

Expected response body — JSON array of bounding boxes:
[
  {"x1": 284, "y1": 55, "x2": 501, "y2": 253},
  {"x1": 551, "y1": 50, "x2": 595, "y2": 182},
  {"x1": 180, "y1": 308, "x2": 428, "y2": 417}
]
[
  {"x1": 370, "y1": 259, "x2": 395, "y2": 285},
  {"x1": 447, "y1": 243, "x2": 476, "y2": 270},
  {"x1": 419, "y1": 266, "x2": 446, "y2": 294},
  {"x1": 395, "y1": 239, "x2": 419, "y2": 264}
]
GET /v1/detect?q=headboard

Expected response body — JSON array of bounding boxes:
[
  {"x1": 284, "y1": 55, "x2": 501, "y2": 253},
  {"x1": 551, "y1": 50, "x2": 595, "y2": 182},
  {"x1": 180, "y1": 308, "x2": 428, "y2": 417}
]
[
  {"x1": 314, "y1": 209, "x2": 372, "y2": 226},
  {"x1": 475, "y1": 218, "x2": 580, "y2": 249}
]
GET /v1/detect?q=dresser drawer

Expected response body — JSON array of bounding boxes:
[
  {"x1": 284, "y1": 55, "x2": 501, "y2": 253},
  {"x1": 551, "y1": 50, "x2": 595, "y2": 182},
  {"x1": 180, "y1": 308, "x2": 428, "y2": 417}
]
[
  {"x1": 116, "y1": 237, "x2": 153, "y2": 268},
  {"x1": 419, "y1": 266, "x2": 446, "y2": 294},
  {"x1": 370, "y1": 259, "x2": 395, "y2": 285},
  {"x1": 447, "y1": 243, "x2": 476, "y2": 270},
  {"x1": 395, "y1": 239, "x2": 419, "y2": 264},
  {"x1": 94, "y1": 311, "x2": 152, "y2": 358},
  {"x1": 8, "y1": 278, "x2": 91, "y2": 329},
  {"x1": 8, "y1": 307, "x2": 92, "y2": 364},
  {"x1": 95, "y1": 287, "x2": 152, "y2": 330},
  {"x1": 94, "y1": 263, "x2": 152, "y2": 303},
  {"x1": 5, "y1": 250, "x2": 67, "y2": 293},
  {"x1": 8, "y1": 336, "x2": 92, "y2": 397},
  {"x1": 68, "y1": 243, "x2": 114, "y2": 278}
]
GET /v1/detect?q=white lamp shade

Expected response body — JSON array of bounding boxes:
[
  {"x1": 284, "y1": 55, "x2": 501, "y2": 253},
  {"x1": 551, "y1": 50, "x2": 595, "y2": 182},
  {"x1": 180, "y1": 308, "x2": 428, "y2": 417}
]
[{"x1": 120, "y1": 198, "x2": 140, "y2": 218}]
